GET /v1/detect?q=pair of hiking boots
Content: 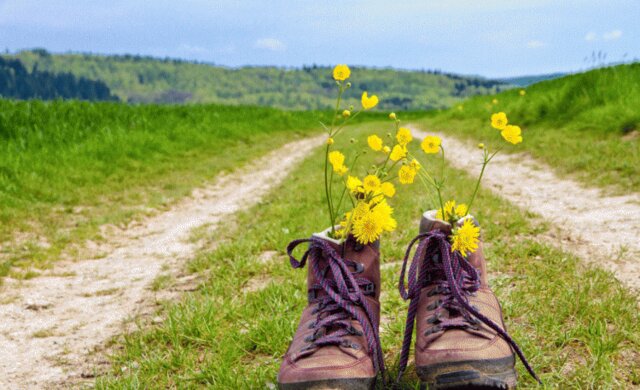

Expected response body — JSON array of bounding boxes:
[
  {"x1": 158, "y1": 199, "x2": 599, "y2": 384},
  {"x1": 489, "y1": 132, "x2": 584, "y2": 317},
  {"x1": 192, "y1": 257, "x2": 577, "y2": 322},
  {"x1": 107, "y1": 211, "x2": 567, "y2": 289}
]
[{"x1": 278, "y1": 210, "x2": 540, "y2": 389}]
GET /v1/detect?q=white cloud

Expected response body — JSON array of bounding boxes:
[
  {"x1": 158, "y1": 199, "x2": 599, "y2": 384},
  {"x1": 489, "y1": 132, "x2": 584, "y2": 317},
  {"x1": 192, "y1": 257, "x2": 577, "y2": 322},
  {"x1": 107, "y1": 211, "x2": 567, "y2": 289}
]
[
  {"x1": 254, "y1": 38, "x2": 286, "y2": 52},
  {"x1": 178, "y1": 44, "x2": 209, "y2": 56},
  {"x1": 527, "y1": 40, "x2": 546, "y2": 48},
  {"x1": 584, "y1": 32, "x2": 597, "y2": 42},
  {"x1": 603, "y1": 29, "x2": 622, "y2": 41}
]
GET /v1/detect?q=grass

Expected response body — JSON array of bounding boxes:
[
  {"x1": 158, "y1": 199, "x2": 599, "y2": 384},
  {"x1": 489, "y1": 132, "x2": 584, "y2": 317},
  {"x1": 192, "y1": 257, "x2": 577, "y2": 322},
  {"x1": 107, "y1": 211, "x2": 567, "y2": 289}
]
[
  {"x1": 0, "y1": 99, "x2": 333, "y2": 279},
  {"x1": 95, "y1": 123, "x2": 640, "y2": 389},
  {"x1": 420, "y1": 63, "x2": 640, "y2": 192}
]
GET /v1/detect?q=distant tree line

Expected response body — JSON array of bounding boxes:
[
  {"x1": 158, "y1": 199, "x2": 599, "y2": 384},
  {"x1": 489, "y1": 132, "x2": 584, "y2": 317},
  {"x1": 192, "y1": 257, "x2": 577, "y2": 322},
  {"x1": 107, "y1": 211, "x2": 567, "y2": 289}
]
[{"x1": 0, "y1": 57, "x2": 118, "y2": 101}]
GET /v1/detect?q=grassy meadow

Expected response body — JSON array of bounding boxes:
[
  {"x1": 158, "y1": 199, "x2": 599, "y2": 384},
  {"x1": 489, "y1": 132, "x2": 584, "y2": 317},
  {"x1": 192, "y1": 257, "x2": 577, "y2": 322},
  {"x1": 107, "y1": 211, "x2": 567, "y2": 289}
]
[
  {"x1": 421, "y1": 63, "x2": 640, "y2": 192},
  {"x1": 94, "y1": 123, "x2": 640, "y2": 389},
  {"x1": 0, "y1": 100, "x2": 329, "y2": 279}
]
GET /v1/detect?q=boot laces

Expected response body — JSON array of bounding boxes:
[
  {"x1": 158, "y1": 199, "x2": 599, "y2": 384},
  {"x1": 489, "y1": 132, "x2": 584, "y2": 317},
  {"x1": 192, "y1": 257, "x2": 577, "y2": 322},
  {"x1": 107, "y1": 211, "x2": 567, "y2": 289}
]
[{"x1": 287, "y1": 237, "x2": 385, "y2": 372}]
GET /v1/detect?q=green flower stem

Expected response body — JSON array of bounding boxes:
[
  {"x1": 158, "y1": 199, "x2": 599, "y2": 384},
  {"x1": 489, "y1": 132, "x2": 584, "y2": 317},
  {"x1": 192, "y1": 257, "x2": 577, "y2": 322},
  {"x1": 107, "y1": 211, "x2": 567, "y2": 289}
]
[{"x1": 466, "y1": 147, "x2": 501, "y2": 213}]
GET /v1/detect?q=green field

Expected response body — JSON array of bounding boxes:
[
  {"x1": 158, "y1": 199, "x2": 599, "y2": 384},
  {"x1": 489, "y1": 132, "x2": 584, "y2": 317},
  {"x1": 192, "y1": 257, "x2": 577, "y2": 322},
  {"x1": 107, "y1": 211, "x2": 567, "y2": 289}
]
[
  {"x1": 5, "y1": 50, "x2": 506, "y2": 110},
  {"x1": 0, "y1": 100, "x2": 330, "y2": 279},
  {"x1": 94, "y1": 123, "x2": 640, "y2": 389},
  {"x1": 421, "y1": 63, "x2": 640, "y2": 192}
]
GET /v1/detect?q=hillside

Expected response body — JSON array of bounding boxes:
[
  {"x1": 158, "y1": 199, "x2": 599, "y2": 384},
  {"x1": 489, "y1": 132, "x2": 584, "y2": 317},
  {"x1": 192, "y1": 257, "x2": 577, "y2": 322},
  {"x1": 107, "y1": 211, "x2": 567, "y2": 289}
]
[
  {"x1": 424, "y1": 62, "x2": 640, "y2": 191},
  {"x1": 5, "y1": 49, "x2": 508, "y2": 110},
  {"x1": 497, "y1": 72, "x2": 567, "y2": 86},
  {"x1": 0, "y1": 56, "x2": 117, "y2": 101}
]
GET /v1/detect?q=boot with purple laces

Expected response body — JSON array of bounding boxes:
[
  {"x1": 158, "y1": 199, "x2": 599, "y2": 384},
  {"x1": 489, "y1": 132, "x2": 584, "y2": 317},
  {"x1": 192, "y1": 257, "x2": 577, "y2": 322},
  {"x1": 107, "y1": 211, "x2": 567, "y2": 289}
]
[
  {"x1": 396, "y1": 210, "x2": 541, "y2": 389},
  {"x1": 277, "y1": 228, "x2": 384, "y2": 389}
]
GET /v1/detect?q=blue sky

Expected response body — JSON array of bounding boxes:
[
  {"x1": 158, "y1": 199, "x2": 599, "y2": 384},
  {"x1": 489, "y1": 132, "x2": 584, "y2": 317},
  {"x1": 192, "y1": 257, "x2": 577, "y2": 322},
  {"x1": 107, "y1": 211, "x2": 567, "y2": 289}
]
[{"x1": 0, "y1": 0, "x2": 638, "y2": 77}]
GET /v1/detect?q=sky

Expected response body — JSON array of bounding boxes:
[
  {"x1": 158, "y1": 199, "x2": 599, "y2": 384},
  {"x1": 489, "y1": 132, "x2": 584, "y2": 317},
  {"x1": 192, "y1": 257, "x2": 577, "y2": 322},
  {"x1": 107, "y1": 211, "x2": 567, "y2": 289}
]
[{"x1": 0, "y1": 0, "x2": 638, "y2": 78}]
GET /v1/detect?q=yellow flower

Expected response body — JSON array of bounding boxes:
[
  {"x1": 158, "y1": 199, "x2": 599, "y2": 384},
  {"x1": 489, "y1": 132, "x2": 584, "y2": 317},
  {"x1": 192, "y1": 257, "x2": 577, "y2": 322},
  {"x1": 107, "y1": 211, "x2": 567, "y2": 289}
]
[
  {"x1": 380, "y1": 182, "x2": 396, "y2": 198},
  {"x1": 421, "y1": 135, "x2": 441, "y2": 154},
  {"x1": 390, "y1": 144, "x2": 407, "y2": 161},
  {"x1": 389, "y1": 112, "x2": 397, "y2": 120},
  {"x1": 346, "y1": 175, "x2": 362, "y2": 193},
  {"x1": 333, "y1": 64, "x2": 351, "y2": 81},
  {"x1": 396, "y1": 127, "x2": 413, "y2": 146},
  {"x1": 398, "y1": 165, "x2": 417, "y2": 184},
  {"x1": 490, "y1": 112, "x2": 508, "y2": 130},
  {"x1": 501, "y1": 125, "x2": 523, "y2": 145},
  {"x1": 326, "y1": 138, "x2": 334, "y2": 145},
  {"x1": 336, "y1": 165, "x2": 348, "y2": 176},
  {"x1": 451, "y1": 218, "x2": 480, "y2": 257},
  {"x1": 328, "y1": 150, "x2": 345, "y2": 170},
  {"x1": 342, "y1": 109, "x2": 351, "y2": 118},
  {"x1": 492, "y1": 98, "x2": 499, "y2": 104},
  {"x1": 436, "y1": 200, "x2": 457, "y2": 221},
  {"x1": 519, "y1": 89, "x2": 526, "y2": 96},
  {"x1": 382, "y1": 145, "x2": 391, "y2": 154},
  {"x1": 361, "y1": 91, "x2": 379, "y2": 110},
  {"x1": 363, "y1": 175, "x2": 381, "y2": 193},
  {"x1": 372, "y1": 199, "x2": 397, "y2": 232},
  {"x1": 478, "y1": 143, "x2": 485, "y2": 149},
  {"x1": 367, "y1": 134, "x2": 383, "y2": 151},
  {"x1": 409, "y1": 158, "x2": 421, "y2": 170},
  {"x1": 352, "y1": 205, "x2": 383, "y2": 244},
  {"x1": 455, "y1": 203, "x2": 468, "y2": 218}
]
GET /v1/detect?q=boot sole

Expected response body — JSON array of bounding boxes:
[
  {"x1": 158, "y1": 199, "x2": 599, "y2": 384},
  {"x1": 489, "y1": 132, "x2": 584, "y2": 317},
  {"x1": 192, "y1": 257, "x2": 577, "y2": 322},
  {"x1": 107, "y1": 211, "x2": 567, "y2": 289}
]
[
  {"x1": 278, "y1": 376, "x2": 376, "y2": 390},
  {"x1": 417, "y1": 355, "x2": 517, "y2": 389}
]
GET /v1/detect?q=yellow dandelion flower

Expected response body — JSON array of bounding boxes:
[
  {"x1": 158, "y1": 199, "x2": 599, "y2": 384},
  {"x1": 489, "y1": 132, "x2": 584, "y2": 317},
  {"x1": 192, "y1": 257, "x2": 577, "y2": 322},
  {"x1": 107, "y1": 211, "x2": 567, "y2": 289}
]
[
  {"x1": 367, "y1": 134, "x2": 383, "y2": 151},
  {"x1": 353, "y1": 209, "x2": 383, "y2": 244},
  {"x1": 326, "y1": 137, "x2": 334, "y2": 145},
  {"x1": 382, "y1": 145, "x2": 391, "y2": 154},
  {"x1": 421, "y1": 135, "x2": 441, "y2": 154},
  {"x1": 336, "y1": 165, "x2": 349, "y2": 176},
  {"x1": 455, "y1": 203, "x2": 468, "y2": 218},
  {"x1": 451, "y1": 218, "x2": 480, "y2": 257},
  {"x1": 380, "y1": 182, "x2": 396, "y2": 198},
  {"x1": 390, "y1": 144, "x2": 407, "y2": 161},
  {"x1": 478, "y1": 143, "x2": 485, "y2": 149},
  {"x1": 328, "y1": 150, "x2": 345, "y2": 169},
  {"x1": 372, "y1": 199, "x2": 397, "y2": 232},
  {"x1": 363, "y1": 175, "x2": 381, "y2": 193},
  {"x1": 436, "y1": 200, "x2": 457, "y2": 221},
  {"x1": 398, "y1": 165, "x2": 417, "y2": 184},
  {"x1": 333, "y1": 64, "x2": 351, "y2": 81},
  {"x1": 519, "y1": 89, "x2": 526, "y2": 96},
  {"x1": 346, "y1": 175, "x2": 363, "y2": 193},
  {"x1": 389, "y1": 112, "x2": 397, "y2": 120},
  {"x1": 361, "y1": 91, "x2": 379, "y2": 110},
  {"x1": 501, "y1": 125, "x2": 523, "y2": 145},
  {"x1": 342, "y1": 109, "x2": 351, "y2": 118},
  {"x1": 490, "y1": 112, "x2": 508, "y2": 130},
  {"x1": 396, "y1": 127, "x2": 413, "y2": 146}
]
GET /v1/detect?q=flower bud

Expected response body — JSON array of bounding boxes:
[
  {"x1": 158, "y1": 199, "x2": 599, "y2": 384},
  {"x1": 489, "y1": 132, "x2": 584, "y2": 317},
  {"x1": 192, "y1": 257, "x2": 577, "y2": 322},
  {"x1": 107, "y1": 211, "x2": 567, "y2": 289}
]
[
  {"x1": 477, "y1": 143, "x2": 485, "y2": 149},
  {"x1": 350, "y1": 138, "x2": 356, "y2": 143},
  {"x1": 382, "y1": 146, "x2": 391, "y2": 154},
  {"x1": 327, "y1": 138, "x2": 334, "y2": 145},
  {"x1": 389, "y1": 112, "x2": 397, "y2": 120},
  {"x1": 346, "y1": 82, "x2": 352, "y2": 88},
  {"x1": 342, "y1": 110, "x2": 351, "y2": 118},
  {"x1": 386, "y1": 132, "x2": 392, "y2": 138},
  {"x1": 349, "y1": 105, "x2": 354, "y2": 111}
]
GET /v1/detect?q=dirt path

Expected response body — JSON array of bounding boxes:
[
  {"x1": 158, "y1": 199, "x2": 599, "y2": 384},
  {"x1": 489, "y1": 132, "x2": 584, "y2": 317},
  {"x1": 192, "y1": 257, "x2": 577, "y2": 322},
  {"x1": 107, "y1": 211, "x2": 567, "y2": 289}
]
[
  {"x1": 0, "y1": 135, "x2": 324, "y2": 389},
  {"x1": 410, "y1": 126, "x2": 640, "y2": 291}
]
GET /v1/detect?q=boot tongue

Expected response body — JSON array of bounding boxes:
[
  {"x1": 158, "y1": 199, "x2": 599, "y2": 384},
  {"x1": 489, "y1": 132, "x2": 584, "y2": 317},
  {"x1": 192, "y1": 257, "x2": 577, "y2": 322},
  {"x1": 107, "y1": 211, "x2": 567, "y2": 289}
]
[{"x1": 419, "y1": 210, "x2": 488, "y2": 287}]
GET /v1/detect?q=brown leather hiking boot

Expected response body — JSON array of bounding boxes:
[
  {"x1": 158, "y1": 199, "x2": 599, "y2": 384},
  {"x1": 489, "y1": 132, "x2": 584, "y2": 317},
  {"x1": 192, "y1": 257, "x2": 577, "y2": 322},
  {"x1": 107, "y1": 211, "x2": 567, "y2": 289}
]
[
  {"x1": 396, "y1": 211, "x2": 540, "y2": 389},
  {"x1": 278, "y1": 228, "x2": 384, "y2": 389}
]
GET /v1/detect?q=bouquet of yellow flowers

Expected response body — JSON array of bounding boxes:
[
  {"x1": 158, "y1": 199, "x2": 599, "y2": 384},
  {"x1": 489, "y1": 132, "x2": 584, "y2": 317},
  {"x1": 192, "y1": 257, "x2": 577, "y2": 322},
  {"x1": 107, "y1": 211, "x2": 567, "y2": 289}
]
[{"x1": 321, "y1": 65, "x2": 419, "y2": 244}]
